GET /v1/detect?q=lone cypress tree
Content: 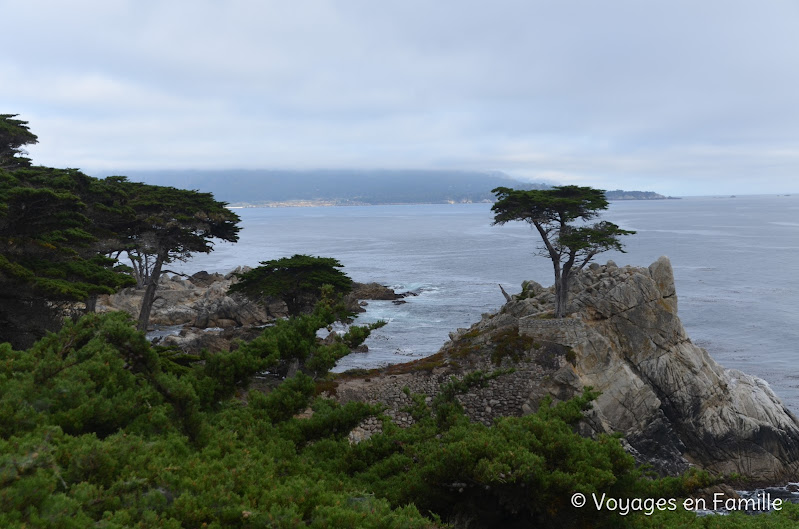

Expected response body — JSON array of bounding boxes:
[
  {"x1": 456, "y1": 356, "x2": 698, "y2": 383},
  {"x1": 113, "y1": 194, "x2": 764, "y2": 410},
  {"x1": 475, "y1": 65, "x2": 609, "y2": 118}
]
[{"x1": 491, "y1": 186, "x2": 635, "y2": 317}]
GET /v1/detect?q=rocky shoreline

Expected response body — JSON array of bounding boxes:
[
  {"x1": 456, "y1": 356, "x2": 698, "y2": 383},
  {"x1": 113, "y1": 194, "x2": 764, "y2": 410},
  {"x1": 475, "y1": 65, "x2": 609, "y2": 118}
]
[{"x1": 96, "y1": 268, "x2": 405, "y2": 354}]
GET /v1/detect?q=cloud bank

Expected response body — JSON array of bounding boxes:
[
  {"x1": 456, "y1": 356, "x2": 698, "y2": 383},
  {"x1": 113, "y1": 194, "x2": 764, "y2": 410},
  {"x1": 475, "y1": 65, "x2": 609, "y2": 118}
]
[{"x1": 3, "y1": 0, "x2": 798, "y2": 195}]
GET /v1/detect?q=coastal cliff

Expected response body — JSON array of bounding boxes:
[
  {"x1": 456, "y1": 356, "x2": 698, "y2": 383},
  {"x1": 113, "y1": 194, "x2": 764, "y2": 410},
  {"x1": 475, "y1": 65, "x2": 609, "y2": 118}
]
[{"x1": 333, "y1": 257, "x2": 799, "y2": 481}]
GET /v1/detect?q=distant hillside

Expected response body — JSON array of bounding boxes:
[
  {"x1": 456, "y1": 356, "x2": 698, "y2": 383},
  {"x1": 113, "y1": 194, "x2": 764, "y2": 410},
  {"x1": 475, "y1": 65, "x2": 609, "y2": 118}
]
[
  {"x1": 93, "y1": 169, "x2": 672, "y2": 206},
  {"x1": 101, "y1": 169, "x2": 547, "y2": 206},
  {"x1": 605, "y1": 189, "x2": 679, "y2": 200}
]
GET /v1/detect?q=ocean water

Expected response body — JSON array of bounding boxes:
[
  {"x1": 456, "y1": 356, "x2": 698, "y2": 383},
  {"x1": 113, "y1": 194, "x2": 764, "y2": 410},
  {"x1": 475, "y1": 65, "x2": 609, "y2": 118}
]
[{"x1": 175, "y1": 195, "x2": 799, "y2": 412}]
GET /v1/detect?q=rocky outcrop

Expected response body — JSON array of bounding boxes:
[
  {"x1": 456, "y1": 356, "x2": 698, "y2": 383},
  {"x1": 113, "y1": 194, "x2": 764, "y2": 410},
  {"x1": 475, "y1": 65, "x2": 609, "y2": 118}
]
[
  {"x1": 511, "y1": 256, "x2": 799, "y2": 480},
  {"x1": 99, "y1": 274, "x2": 405, "y2": 328},
  {"x1": 96, "y1": 269, "x2": 277, "y2": 329},
  {"x1": 97, "y1": 271, "x2": 402, "y2": 355},
  {"x1": 333, "y1": 257, "x2": 799, "y2": 482},
  {"x1": 349, "y1": 282, "x2": 400, "y2": 301}
]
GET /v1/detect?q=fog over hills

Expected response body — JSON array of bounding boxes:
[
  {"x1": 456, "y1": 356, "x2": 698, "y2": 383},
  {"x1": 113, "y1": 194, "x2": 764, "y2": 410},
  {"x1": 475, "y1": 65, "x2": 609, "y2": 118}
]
[
  {"x1": 104, "y1": 169, "x2": 548, "y2": 206},
  {"x1": 95, "y1": 168, "x2": 672, "y2": 206}
]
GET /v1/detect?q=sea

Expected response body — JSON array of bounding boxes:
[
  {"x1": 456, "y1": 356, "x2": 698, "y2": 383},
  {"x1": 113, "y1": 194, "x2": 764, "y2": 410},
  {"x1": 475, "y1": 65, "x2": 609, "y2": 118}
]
[{"x1": 173, "y1": 195, "x2": 799, "y2": 414}]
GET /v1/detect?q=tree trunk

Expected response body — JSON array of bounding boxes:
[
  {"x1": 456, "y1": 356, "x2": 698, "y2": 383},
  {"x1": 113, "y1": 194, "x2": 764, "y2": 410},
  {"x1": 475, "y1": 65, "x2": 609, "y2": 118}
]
[
  {"x1": 555, "y1": 262, "x2": 575, "y2": 318},
  {"x1": 127, "y1": 250, "x2": 146, "y2": 288},
  {"x1": 85, "y1": 294, "x2": 97, "y2": 313},
  {"x1": 555, "y1": 276, "x2": 569, "y2": 318},
  {"x1": 137, "y1": 250, "x2": 166, "y2": 332},
  {"x1": 551, "y1": 258, "x2": 564, "y2": 318}
]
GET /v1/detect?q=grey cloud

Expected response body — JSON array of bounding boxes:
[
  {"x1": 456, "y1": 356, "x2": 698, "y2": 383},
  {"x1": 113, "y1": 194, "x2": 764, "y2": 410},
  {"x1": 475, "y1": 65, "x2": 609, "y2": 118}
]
[{"x1": 2, "y1": 0, "x2": 798, "y2": 194}]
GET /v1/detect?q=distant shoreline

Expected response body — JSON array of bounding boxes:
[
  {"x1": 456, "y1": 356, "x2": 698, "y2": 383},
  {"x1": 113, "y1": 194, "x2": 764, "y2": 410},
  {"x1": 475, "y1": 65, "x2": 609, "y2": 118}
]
[
  {"x1": 227, "y1": 199, "x2": 495, "y2": 208},
  {"x1": 225, "y1": 194, "x2": 798, "y2": 208},
  {"x1": 227, "y1": 196, "x2": 684, "y2": 208}
]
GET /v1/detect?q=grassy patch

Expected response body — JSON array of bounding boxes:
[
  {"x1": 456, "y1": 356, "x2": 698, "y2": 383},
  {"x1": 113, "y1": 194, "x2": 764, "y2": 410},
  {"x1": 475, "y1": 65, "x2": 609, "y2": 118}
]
[
  {"x1": 490, "y1": 327, "x2": 536, "y2": 366},
  {"x1": 384, "y1": 352, "x2": 449, "y2": 375},
  {"x1": 314, "y1": 367, "x2": 384, "y2": 395},
  {"x1": 449, "y1": 342, "x2": 481, "y2": 360},
  {"x1": 462, "y1": 328, "x2": 481, "y2": 339},
  {"x1": 315, "y1": 378, "x2": 339, "y2": 396}
]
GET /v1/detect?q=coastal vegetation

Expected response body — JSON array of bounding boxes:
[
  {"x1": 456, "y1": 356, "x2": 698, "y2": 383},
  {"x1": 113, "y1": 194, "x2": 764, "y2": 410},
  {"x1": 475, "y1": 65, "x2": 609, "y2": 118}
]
[
  {"x1": 0, "y1": 116, "x2": 134, "y2": 347},
  {"x1": 4, "y1": 304, "x2": 799, "y2": 528},
  {"x1": 0, "y1": 114, "x2": 38, "y2": 170},
  {"x1": 0, "y1": 115, "x2": 239, "y2": 346},
  {"x1": 491, "y1": 186, "x2": 635, "y2": 318},
  {"x1": 229, "y1": 255, "x2": 353, "y2": 317}
]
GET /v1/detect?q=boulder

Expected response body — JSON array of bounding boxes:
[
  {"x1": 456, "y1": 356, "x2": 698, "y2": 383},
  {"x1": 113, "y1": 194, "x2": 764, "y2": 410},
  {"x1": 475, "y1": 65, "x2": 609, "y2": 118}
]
[
  {"x1": 350, "y1": 282, "x2": 400, "y2": 300},
  {"x1": 189, "y1": 270, "x2": 225, "y2": 288},
  {"x1": 191, "y1": 282, "x2": 270, "y2": 328},
  {"x1": 344, "y1": 282, "x2": 400, "y2": 313}
]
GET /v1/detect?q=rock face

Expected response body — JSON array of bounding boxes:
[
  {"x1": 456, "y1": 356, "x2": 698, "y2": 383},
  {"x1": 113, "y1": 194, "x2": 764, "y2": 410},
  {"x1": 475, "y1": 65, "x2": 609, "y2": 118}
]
[
  {"x1": 516, "y1": 256, "x2": 799, "y2": 480},
  {"x1": 333, "y1": 257, "x2": 799, "y2": 482},
  {"x1": 96, "y1": 270, "x2": 276, "y2": 329}
]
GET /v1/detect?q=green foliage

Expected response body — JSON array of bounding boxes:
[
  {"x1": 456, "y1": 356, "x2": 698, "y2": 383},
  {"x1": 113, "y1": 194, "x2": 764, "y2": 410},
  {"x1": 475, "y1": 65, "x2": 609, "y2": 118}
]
[
  {"x1": 0, "y1": 305, "x2": 430, "y2": 528},
  {"x1": 0, "y1": 312, "x2": 193, "y2": 440},
  {"x1": 489, "y1": 326, "x2": 536, "y2": 365},
  {"x1": 0, "y1": 120, "x2": 141, "y2": 345},
  {"x1": 0, "y1": 167, "x2": 133, "y2": 294},
  {"x1": 0, "y1": 114, "x2": 37, "y2": 170},
  {"x1": 341, "y1": 320, "x2": 387, "y2": 349},
  {"x1": 348, "y1": 385, "x2": 644, "y2": 528},
  {"x1": 96, "y1": 176, "x2": 241, "y2": 330},
  {"x1": 0, "y1": 165, "x2": 137, "y2": 346},
  {"x1": 114, "y1": 177, "x2": 241, "y2": 260},
  {"x1": 230, "y1": 254, "x2": 353, "y2": 316},
  {"x1": 223, "y1": 296, "x2": 344, "y2": 381},
  {"x1": 492, "y1": 185, "x2": 610, "y2": 226},
  {"x1": 0, "y1": 116, "x2": 240, "y2": 340},
  {"x1": 2, "y1": 311, "x2": 791, "y2": 528}
]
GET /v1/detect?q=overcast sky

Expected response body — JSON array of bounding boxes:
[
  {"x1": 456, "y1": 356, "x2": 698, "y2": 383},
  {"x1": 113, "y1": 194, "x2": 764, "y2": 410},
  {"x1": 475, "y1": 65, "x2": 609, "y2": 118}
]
[{"x1": 3, "y1": 0, "x2": 798, "y2": 195}]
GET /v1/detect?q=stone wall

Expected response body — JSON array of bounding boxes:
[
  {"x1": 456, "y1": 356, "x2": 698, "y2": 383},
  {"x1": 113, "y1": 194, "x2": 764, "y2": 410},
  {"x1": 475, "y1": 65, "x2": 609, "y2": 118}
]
[{"x1": 335, "y1": 347, "x2": 554, "y2": 444}]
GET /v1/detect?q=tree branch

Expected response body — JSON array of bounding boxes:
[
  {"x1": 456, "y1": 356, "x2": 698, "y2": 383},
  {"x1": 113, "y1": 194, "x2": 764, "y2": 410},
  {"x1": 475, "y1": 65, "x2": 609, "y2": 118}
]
[
  {"x1": 498, "y1": 284, "x2": 512, "y2": 302},
  {"x1": 162, "y1": 269, "x2": 191, "y2": 278}
]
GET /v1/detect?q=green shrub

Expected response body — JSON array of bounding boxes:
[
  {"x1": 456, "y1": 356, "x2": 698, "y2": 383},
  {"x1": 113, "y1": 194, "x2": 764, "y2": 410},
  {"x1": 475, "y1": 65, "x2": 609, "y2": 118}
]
[{"x1": 2, "y1": 310, "x2": 792, "y2": 528}]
